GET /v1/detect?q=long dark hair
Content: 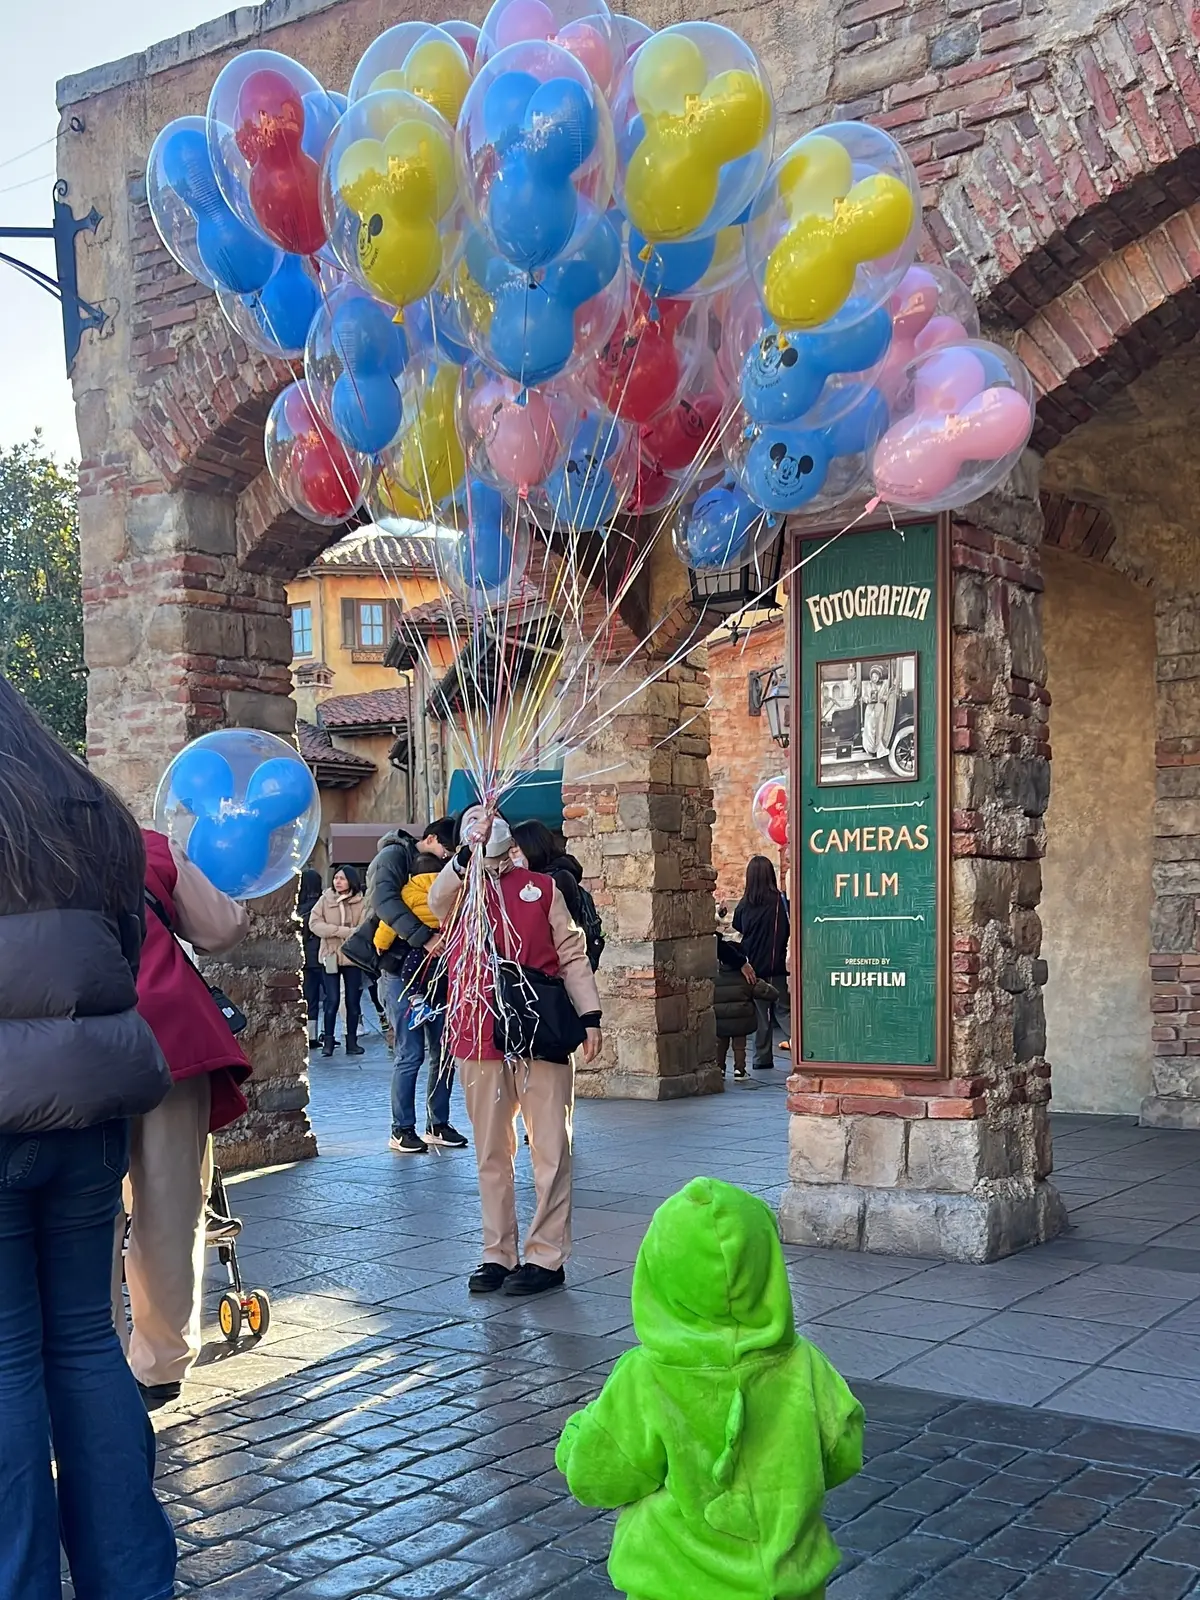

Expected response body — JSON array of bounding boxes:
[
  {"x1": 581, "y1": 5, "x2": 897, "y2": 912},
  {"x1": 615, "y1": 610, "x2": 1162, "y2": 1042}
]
[
  {"x1": 332, "y1": 863, "x2": 362, "y2": 893},
  {"x1": 298, "y1": 868, "x2": 322, "y2": 905},
  {"x1": 744, "y1": 854, "x2": 780, "y2": 907},
  {"x1": 0, "y1": 674, "x2": 145, "y2": 915},
  {"x1": 510, "y1": 819, "x2": 558, "y2": 872}
]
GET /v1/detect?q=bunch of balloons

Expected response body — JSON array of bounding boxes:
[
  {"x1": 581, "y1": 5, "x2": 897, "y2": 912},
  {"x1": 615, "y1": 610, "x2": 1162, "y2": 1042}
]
[
  {"x1": 145, "y1": 0, "x2": 1037, "y2": 592},
  {"x1": 752, "y1": 774, "x2": 789, "y2": 848},
  {"x1": 154, "y1": 730, "x2": 322, "y2": 898}
]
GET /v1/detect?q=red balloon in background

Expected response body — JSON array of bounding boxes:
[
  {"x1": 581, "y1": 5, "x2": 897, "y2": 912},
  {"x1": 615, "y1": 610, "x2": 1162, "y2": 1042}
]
[
  {"x1": 235, "y1": 69, "x2": 326, "y2": 255},
  {"x1": 627, "y1": 452, "x2": 675, "y2": 515},
  {"x1": 297, "y1": 430, "x2": 362, "y2": 520},
  {"x1": 766, "y1": 811, "x2": 789, "y2": 847},
  {"x1": 641, "y1": 389, "x2": 723, "y2": 474},
  {"x1": 586, "y1": 291, "x2": 688, "y2": 425}
]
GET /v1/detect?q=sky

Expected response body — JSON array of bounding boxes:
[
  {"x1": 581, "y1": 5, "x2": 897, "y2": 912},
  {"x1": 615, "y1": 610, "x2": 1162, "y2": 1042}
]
[{"x1": 0, "y1": 1, "x2": 229, "y2": 464}]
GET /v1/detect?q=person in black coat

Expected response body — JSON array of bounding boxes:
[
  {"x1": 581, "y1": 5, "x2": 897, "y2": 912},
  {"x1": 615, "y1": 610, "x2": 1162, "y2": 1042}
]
[
  {"x1": 715, "y1": 935, "x2": 757, "y2": 1079},
  {"x1": 296, "y1": 867, "x2": 324, "y2": 1047},
  {"x1": 0, "y1": 676, "x2": 176, "y2": 1600},
  {"x1": 733, "y1": 854, "x2": 791, "y2": 1070}
]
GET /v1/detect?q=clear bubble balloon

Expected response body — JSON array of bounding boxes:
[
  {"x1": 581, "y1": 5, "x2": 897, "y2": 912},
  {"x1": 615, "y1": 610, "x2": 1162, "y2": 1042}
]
[
  {"x1": 747, "y1": 120, "x2": 920, "y2": 333},
  {"x1": 578, "y1": 284, "x2": 707, "y2": 425},
  {"x1": 458, "y1": 364, "x2": 579, "y2": 494},
  {"x1": 611, "y1": 22, "x2": 775, "y2": 245},
  {"x1": 525, "y1": 412, "x2": 637, "y2": 530},
  {"x1": 265, "y1": 380, "x2": 368, "y2": 525},
  {"x1": 736, "y1": 300, "x2": 893, "y2": 432},
  {"x1": 870, "y1": 339, "x2": 1036, "y2": 514},
  {"x1": 304, "y1": 279, "x2": 415, "y2": 456},
  {"x1": 443, "y1": 20, "x2": 482, "y2": 66},
  {"x1": 613, "y1": 13, "x2": 652, "y2": 66},
  {"x1": 375, "y1": 361, "x2": 466, "y2": 514},
  {"x1": 434, "y1": 480, "x2": 533, "y2": 607},
  {"x1": 349, "y1": 22, "x2": 473, "y2": 125},
  {"x1": 216, "y1": 252, "x2": 320, "y2": 358},
  {"x1": 477, "y1": 0, "x2": 620, "y2": 96},
  {"x1": 321, "y1": 88, "x2": 458, "y2": 311},
  {"x1": 457, "y1": 39, "x2": 615, "y2": 271},
  {"x1": 752, "y1": 773, "x2": 789, "y2": 848},
  {"x1": 147, "y1": 115, "x2": 280, "y2": 294},
  {"x1": 876, "y1": 262, "x2": 981, "y2": 405},
  {"x1": 207, "y1": 50, "x2": 336, "y2": 255},
  {"x1": 725, "y1": 379, "x2": 888, "y2": 516},
  {"x1": 673, "y1": 472, "x2": 780, "y2": 575},
  {"x1": 154, "y1": 729, "x2": 321, "y2": 899}
]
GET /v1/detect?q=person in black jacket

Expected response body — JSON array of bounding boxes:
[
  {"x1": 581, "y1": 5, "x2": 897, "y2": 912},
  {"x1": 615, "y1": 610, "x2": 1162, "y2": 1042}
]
[
  {"x1": 0, "y1": 676, "x2": 176, "y2": 1600},
  {"x1": 733, "y1": 854, "x2": 791, "y2": 1070},
  {"x1": 715, "y1": 934, "x2": 757, "y2": 1079},
  {"x1": 296, "y1": 867, "x2": 324, "y2": 1048}
]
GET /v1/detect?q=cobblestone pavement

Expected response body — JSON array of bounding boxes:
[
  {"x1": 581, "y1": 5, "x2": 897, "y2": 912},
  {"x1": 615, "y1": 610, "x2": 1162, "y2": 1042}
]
[{"x1": 131, "y1": 1040, "x2": 1200, "y2": 1598}]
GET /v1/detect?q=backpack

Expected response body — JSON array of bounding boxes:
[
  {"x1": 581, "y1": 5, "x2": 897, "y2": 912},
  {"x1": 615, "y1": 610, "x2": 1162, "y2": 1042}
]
[{"x1": 575, "y1": 883, "x2": 605, "y2": 971}]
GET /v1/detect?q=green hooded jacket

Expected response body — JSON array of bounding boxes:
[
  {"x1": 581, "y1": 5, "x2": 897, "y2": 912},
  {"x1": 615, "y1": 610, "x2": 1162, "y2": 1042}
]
[{"x1": 555, "y1": 1177, "x2": 863, "y2": 1600}]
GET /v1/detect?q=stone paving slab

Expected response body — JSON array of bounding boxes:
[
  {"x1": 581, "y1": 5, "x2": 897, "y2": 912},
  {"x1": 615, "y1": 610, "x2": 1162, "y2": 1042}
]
[{"x1": 93, "y1": 1045, "x2": 1200, "y2": 1598}]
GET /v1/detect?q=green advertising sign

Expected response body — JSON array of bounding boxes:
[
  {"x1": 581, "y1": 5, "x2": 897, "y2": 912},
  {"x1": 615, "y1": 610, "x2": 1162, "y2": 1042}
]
[{"x1": 796, "y1": 521, "x2": 946, "y2": 1074}]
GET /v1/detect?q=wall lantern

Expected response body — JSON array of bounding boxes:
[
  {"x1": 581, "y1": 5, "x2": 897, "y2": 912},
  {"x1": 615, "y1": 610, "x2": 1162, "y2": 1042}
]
[{"x1": 749, "y1": 663, "x2": 790, "y2": 749}]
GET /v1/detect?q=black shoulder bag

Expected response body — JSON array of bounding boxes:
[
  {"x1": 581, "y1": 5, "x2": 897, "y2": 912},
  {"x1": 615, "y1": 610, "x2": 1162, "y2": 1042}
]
[
  {"x1": 145, "y1": 890, "x2": 248, "y2": 1037},
  {"x1": 492, "y1": 960, "x2": 587, "y2": 1065}
]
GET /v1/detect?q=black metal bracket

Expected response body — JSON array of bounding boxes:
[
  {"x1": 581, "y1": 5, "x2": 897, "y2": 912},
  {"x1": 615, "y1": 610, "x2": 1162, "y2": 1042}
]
[{"x1": 0, "y1": 132, "x2": 106, "y2": 374}]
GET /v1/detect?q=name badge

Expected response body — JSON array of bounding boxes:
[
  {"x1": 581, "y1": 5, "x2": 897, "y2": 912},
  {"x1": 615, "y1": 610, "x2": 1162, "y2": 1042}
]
[{"x1": 519, "y1": 882, "x2": 543, "y2": 902}]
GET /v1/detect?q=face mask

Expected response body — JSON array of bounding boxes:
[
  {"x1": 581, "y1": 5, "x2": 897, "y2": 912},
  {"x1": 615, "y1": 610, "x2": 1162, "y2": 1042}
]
[{"x1": 510, "y1": 848, "x2": 529, "y2": 871}]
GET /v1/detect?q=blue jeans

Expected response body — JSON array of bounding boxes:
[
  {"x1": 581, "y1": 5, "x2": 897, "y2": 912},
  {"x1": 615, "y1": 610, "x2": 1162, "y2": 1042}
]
[
  {"x1": 0, "y1": 1121, "x2": 177, "y2": 1600},
  {"x1": 381, "y1": 972, "x2": 454, "y2": 1133}
]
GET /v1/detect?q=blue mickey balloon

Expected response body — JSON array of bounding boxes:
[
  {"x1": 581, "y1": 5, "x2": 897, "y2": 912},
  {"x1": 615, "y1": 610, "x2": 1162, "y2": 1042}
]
[
  {"x1": 187, "y1": 813, "x2": 271, "y2": 898},
  {"x1": 453, "y1": 482, "x2": 516, "y2": 598},
  {"x1": 157, "y1": 123, "x2": 277, "y2": 294},
  {"x1": 408, "y1": 292, "x2": 471, "y2": 367},
  {"x1": 245, "y1": 757, "x2": 317, "y2": 831},
  {"x1": 247, "y1": 253, "x2": 321, "y2": 355},
  {"x1": 743, "y1": 424, "x2": 830, "y2": 514},
  {"x1": 171, "y1": 746, "x2": 234, "y2": 819},
  {"x1": 683, "y1": 479, "x2": 775, "y2": 573},
  {"x1": 328, "y1": 294, "x2": 408, "y2": 455},
  {"x1": 544, "y1": 417, "x2": 623, "y2": 531},
  {"x1": 301, "y1": 89, "x2": 346, "y2": 164},
  {"x1": 626, "y1": 222, "x2": 714, "y2": 299},
  {"x1": 742, "y1": 306, "x2": 893, "y2": 427},
  {"x1": 486, "y1": 74, "x2": 598, "y2": 270},
  {"x1": 823, "y1": 385, "x2": 889, "y2": 459},
  {"x1": 485, "y1": 213, "x2": 620, "y2": 386}
]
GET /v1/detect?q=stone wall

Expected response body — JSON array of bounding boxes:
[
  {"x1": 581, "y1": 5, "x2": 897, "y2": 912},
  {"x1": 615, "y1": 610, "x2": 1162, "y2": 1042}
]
[
  {"x1": 562, "y1": 653, "x2": 721, "y2": 1100},
  {"x1": 707, "y1": 619, "x2": 788, "y2": 909}
]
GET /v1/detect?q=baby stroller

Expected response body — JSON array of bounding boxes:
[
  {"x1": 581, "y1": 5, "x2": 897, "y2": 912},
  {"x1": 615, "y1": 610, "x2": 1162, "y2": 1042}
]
[{"x1": 208, "y1": 1166, "x2": 271, "y2": 1344}]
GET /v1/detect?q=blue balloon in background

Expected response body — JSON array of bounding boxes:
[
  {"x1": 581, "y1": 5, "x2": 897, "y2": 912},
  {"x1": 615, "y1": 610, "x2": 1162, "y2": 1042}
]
[
  {"x1": 301, "y1": 89, "x2": 346, "y2": 165},
  {"x1": 486, "y1": 213, "x2": 620, "y2": 385},
  {"x1": 483, "y1": 70, "x2": 541, "y2": 153},
  {"x1": 187, "y1": 813, "x2": 271, "y2": 898},
  {"x1": 627, "y1": 223, "x2": 714, "y2": 298},
  {"x1": 454, "y1": 483, "x2": 515, "y2": 597},
  {"x1": 247, "y1": 254, "x2": 320, "y2": 354},
  {"x1": 742, "y1": 305, "x2": 892, "y2": 427},
  {"x1": 744, "y1": 425, "x2": 830, "y2": 513},
  {"x1": 684, "y1": 479, "x2": 773, "y2": 572},
  {"x1": 329, "y1": 295, "x2": 408, "y2": 454},
  {"x1": 245, "y1": 757, "x2": 316, "y2": 831},
  {"x1": 545, "y1": 417, "x2": 623, "y2": 531},
  {"x1": 486, "y1": 74, "x2": 599, "y2": 270},
  {"x1": 171, "y1": 746, "x2": 234, "y2": 819},
  {"x1": 490, "y1": 153, "x2": 579, "y2": 273},
  {"x1": 158, "y1": 124, "x2": 277, "y2": 294},
  {"x1": 800, "y1": 303, "x2": 893, "y2": 379},
  {"x1": 409, "y1": 293, "x2": 471, "y2": 366},
  {"x1": 824, "y1": 385, "x2": 889, "y2": 458}
]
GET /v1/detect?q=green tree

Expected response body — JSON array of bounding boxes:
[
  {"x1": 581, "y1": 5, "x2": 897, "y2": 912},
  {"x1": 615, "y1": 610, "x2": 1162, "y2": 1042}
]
[{"x1": 0, "y1": 436, "x2": 86, "y2": 755}]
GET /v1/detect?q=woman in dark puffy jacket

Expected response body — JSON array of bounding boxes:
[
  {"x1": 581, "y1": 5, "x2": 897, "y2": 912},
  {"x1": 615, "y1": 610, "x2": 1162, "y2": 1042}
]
[
  {"x1": 0, "y1": 676, "x2": 176, "y2": 1600},
  {"x1": 733, "y1": 854, "x2": 791, "y2": 1070}
]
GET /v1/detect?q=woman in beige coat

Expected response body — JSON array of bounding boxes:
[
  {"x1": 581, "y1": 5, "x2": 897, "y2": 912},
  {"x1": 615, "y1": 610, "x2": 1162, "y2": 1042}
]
[{"x1": 308, "y1": 866, "x2": 367, "y2": 1056}]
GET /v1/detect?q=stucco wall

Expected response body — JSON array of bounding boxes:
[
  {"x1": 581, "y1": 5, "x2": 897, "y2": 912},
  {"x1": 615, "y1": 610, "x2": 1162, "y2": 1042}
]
[{"x1": 1041, "y1": 545, "x2": 1155, "y2": 1114}]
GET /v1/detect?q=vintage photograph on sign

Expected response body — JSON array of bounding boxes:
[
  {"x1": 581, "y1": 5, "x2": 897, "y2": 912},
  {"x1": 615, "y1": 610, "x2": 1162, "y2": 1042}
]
[{"x1": 818, "y1": 653, "x2": 919, "y2": 786}]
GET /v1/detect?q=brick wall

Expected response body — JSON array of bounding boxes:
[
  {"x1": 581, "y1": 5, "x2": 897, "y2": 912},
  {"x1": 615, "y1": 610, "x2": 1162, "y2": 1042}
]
[{"x1": 707, "y1": 619, "x2": 788, "y2": 908}]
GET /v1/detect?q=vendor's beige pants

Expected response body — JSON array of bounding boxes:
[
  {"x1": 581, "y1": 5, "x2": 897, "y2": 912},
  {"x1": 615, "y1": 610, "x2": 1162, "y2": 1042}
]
[
  {"x1": 113, "y1": 1074, "x2": 212, "y2": 1386},
  {"x1": 460, "y1": 1057, "x2": 574, "y2": 1271}
]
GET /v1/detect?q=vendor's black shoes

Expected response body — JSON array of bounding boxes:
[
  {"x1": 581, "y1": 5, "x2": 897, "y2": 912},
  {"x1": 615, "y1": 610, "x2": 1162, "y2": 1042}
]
[
  {"x1": 503, "y1": 1263, "x2": 565, "y2": 1296},
  {"x1": 137, "y1": 1381, "x2": 181, "y2": 1411},
  {"x1": 468, "y1": 1262, "x2": 513, "y2": 1294}
]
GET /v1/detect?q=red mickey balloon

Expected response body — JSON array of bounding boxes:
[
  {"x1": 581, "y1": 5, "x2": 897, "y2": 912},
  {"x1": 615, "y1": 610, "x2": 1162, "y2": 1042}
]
[
  {"x1": 235, "y1": 69, "x2": 326, "y2": 256},
  {"x1": 766, "y1": 811, "x2": 789, "y2": 847},
  {"x1": 584, "y1": 289, "x2": 691, "y2": 425},
  {"x1": 753, "y1": 775, "x2": 790, "y2": 850},
  {"x1": 297, "y1": 430, "x2": 362, "y2": 521},
  {"x1": 641, "y1": 389, "x2": 724, "y2": 475}
]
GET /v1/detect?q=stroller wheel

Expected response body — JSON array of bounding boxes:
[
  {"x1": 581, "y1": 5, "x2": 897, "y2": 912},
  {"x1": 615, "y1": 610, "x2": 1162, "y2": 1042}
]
[
  {"x1": 218, "y1": 1291, "x2": 242, "y2": 1344},
  {"x1": 245, "y1": 1290, "x2": 271, "y2": 1339}
]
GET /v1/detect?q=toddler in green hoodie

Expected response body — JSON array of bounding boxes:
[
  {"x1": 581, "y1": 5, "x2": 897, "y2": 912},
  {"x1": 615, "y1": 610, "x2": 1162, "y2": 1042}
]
[{"x1": 555, "y1": 1176, "x2": 863, "y2": 1600}]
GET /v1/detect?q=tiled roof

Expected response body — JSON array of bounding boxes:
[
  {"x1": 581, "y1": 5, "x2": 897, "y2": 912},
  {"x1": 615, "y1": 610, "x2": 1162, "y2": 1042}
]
[
  {"x1": 297, "y1": 721, "x2": 376, "y2": 787},
  {"x1": 317, "y1": 687, "x2": 412, "y2": 732},
  {"x1": 309, "y1": 525, "x2": 438, "y2": 575}
]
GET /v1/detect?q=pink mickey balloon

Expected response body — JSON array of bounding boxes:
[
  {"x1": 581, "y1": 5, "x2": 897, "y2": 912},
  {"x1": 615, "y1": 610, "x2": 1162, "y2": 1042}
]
[
  {"x1": 871, "y1": 338, "x2": 1035, "y2": 513},
  {"x1": 554, "y1": 21, "x2": 614, "y2": 91},
  {"x1": 877, "y1": 263, "x2": 981, "y2": 405},
  {"x1": 461, "y1": 369, "x2": 576, "y2": 493},
  {"x1": 443, "y1": 19, "x2": 481, "y2": 64},
  {"x1": 479, "y1": 0, "x2": 619, "y2": 92},
  {"x1": 495, "y1": 0, "x2": 554, "y2": 47}
]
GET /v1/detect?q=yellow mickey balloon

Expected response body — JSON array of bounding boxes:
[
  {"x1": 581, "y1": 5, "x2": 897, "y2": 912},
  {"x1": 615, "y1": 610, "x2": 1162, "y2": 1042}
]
[
  {"x1": 368, "y1": 38, "x2": 470, "y2": 125},
  {"x1": 392, "y1": 364, "x2": 465, "y2": 508},
  {"x1": 764, "y1": 133, "x2": 915, "y2": 329},
  {"x1": 625, "y1": 63, "x2": 771, "y2": 242},
  {"x1": 370, "y1": 466, "x2": 426, "y2": 524},
  {"x1": 336, "y1": 116, "x2": 456, "y2": 310}
]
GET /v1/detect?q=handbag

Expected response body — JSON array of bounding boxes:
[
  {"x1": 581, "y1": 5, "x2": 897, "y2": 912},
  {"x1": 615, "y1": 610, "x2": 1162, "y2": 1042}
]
[
  {"x1": 145, "y1": 891, "x2": 248, "y2": 1037},
  {"x1": 492, "y1": 959, "x2": 588, "y2": 1063}
]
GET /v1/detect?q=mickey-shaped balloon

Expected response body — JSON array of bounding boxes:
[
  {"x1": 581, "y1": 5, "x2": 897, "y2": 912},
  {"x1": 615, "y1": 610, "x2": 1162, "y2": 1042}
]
[
  {"x1": 753, "y1": 127, "x2": 917, "y2": 330},
  {"x1": 332, "y1": 93, "x2": 457, "y2": 310},
  {"x1": 541, "y1": 415, "x2": 633, "y2": 530},
  {"x1": 439, "y1": 480, "x2": 530, "y2": 605},
  {"x1": 350, "y1": 22, "x2": 473, "y2": 122},
  {"x1": 219, "y1": 251, "x2": 321, "y2": 358},
  {"x1": 741, "y1": 305, "x2": 891, "y2": 426},
  {"x1": 876, "y1": 263, "x2": 980, "y2": 404},
  {"x1": 752, "y1": 774, "x2": 789, "y2": 848},
  {"x1": 265, "y1": 379, "x2": 366, "y2": 525},
  {"x1": 640, "y1": 389, "x2": 723, "y2": 475},
  {"x1": 234, "y1": 67, "x2": 328, "y2": 255},
  {"x1": 620, "y1": 26, "x2": 773, "y2": 242},
  {"x1": 327, "y1": 295, "x2": 409, "y2": 455},
  {"x1": 151, "y1": 119, "x2": 278, "y2": 294},
  {"x1": 743, "y1": 423, "x2": 830, "y2": 514},
  {"x1": 677, "y1": 476, "x2": 777, "y2": 573},
  {"x1": 380, "y1": 362, "x2": 466, "y2": 512},
  {"x1": 485, "y1": 72, "x2": 600, "y2": 270},
  {"x1": 626, "y1": 221, "x2": 715, "y2": 300},
  {"x1": 584, "y1": 286, "x2": 695, "y2": 424},
  {"x1": 481, "y1": 0, "x2": 618, "y2": 93}
]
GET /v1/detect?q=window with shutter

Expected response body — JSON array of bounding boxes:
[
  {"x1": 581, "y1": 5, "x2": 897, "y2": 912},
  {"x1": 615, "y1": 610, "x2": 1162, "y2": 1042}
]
[{"x1": 341, "y1": 597, "x2": 357, "y2": 650}]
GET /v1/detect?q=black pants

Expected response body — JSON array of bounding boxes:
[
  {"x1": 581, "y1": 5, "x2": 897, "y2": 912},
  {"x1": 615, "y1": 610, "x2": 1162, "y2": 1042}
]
[
  {"x1": 303, "y1": 967, "x2": 324, "y2": 1040},
  {"x1": 754, "y1": 978, "x2": 789, "y2": 1068},
  {"x1": 322, "y1": 966, "x2": 363, "y2": 1046}
]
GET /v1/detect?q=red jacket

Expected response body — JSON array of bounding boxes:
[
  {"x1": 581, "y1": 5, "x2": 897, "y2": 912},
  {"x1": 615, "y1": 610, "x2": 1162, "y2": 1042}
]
[{"x1": 139, "y1": 830, "x2": 251, "y2": 1132}]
